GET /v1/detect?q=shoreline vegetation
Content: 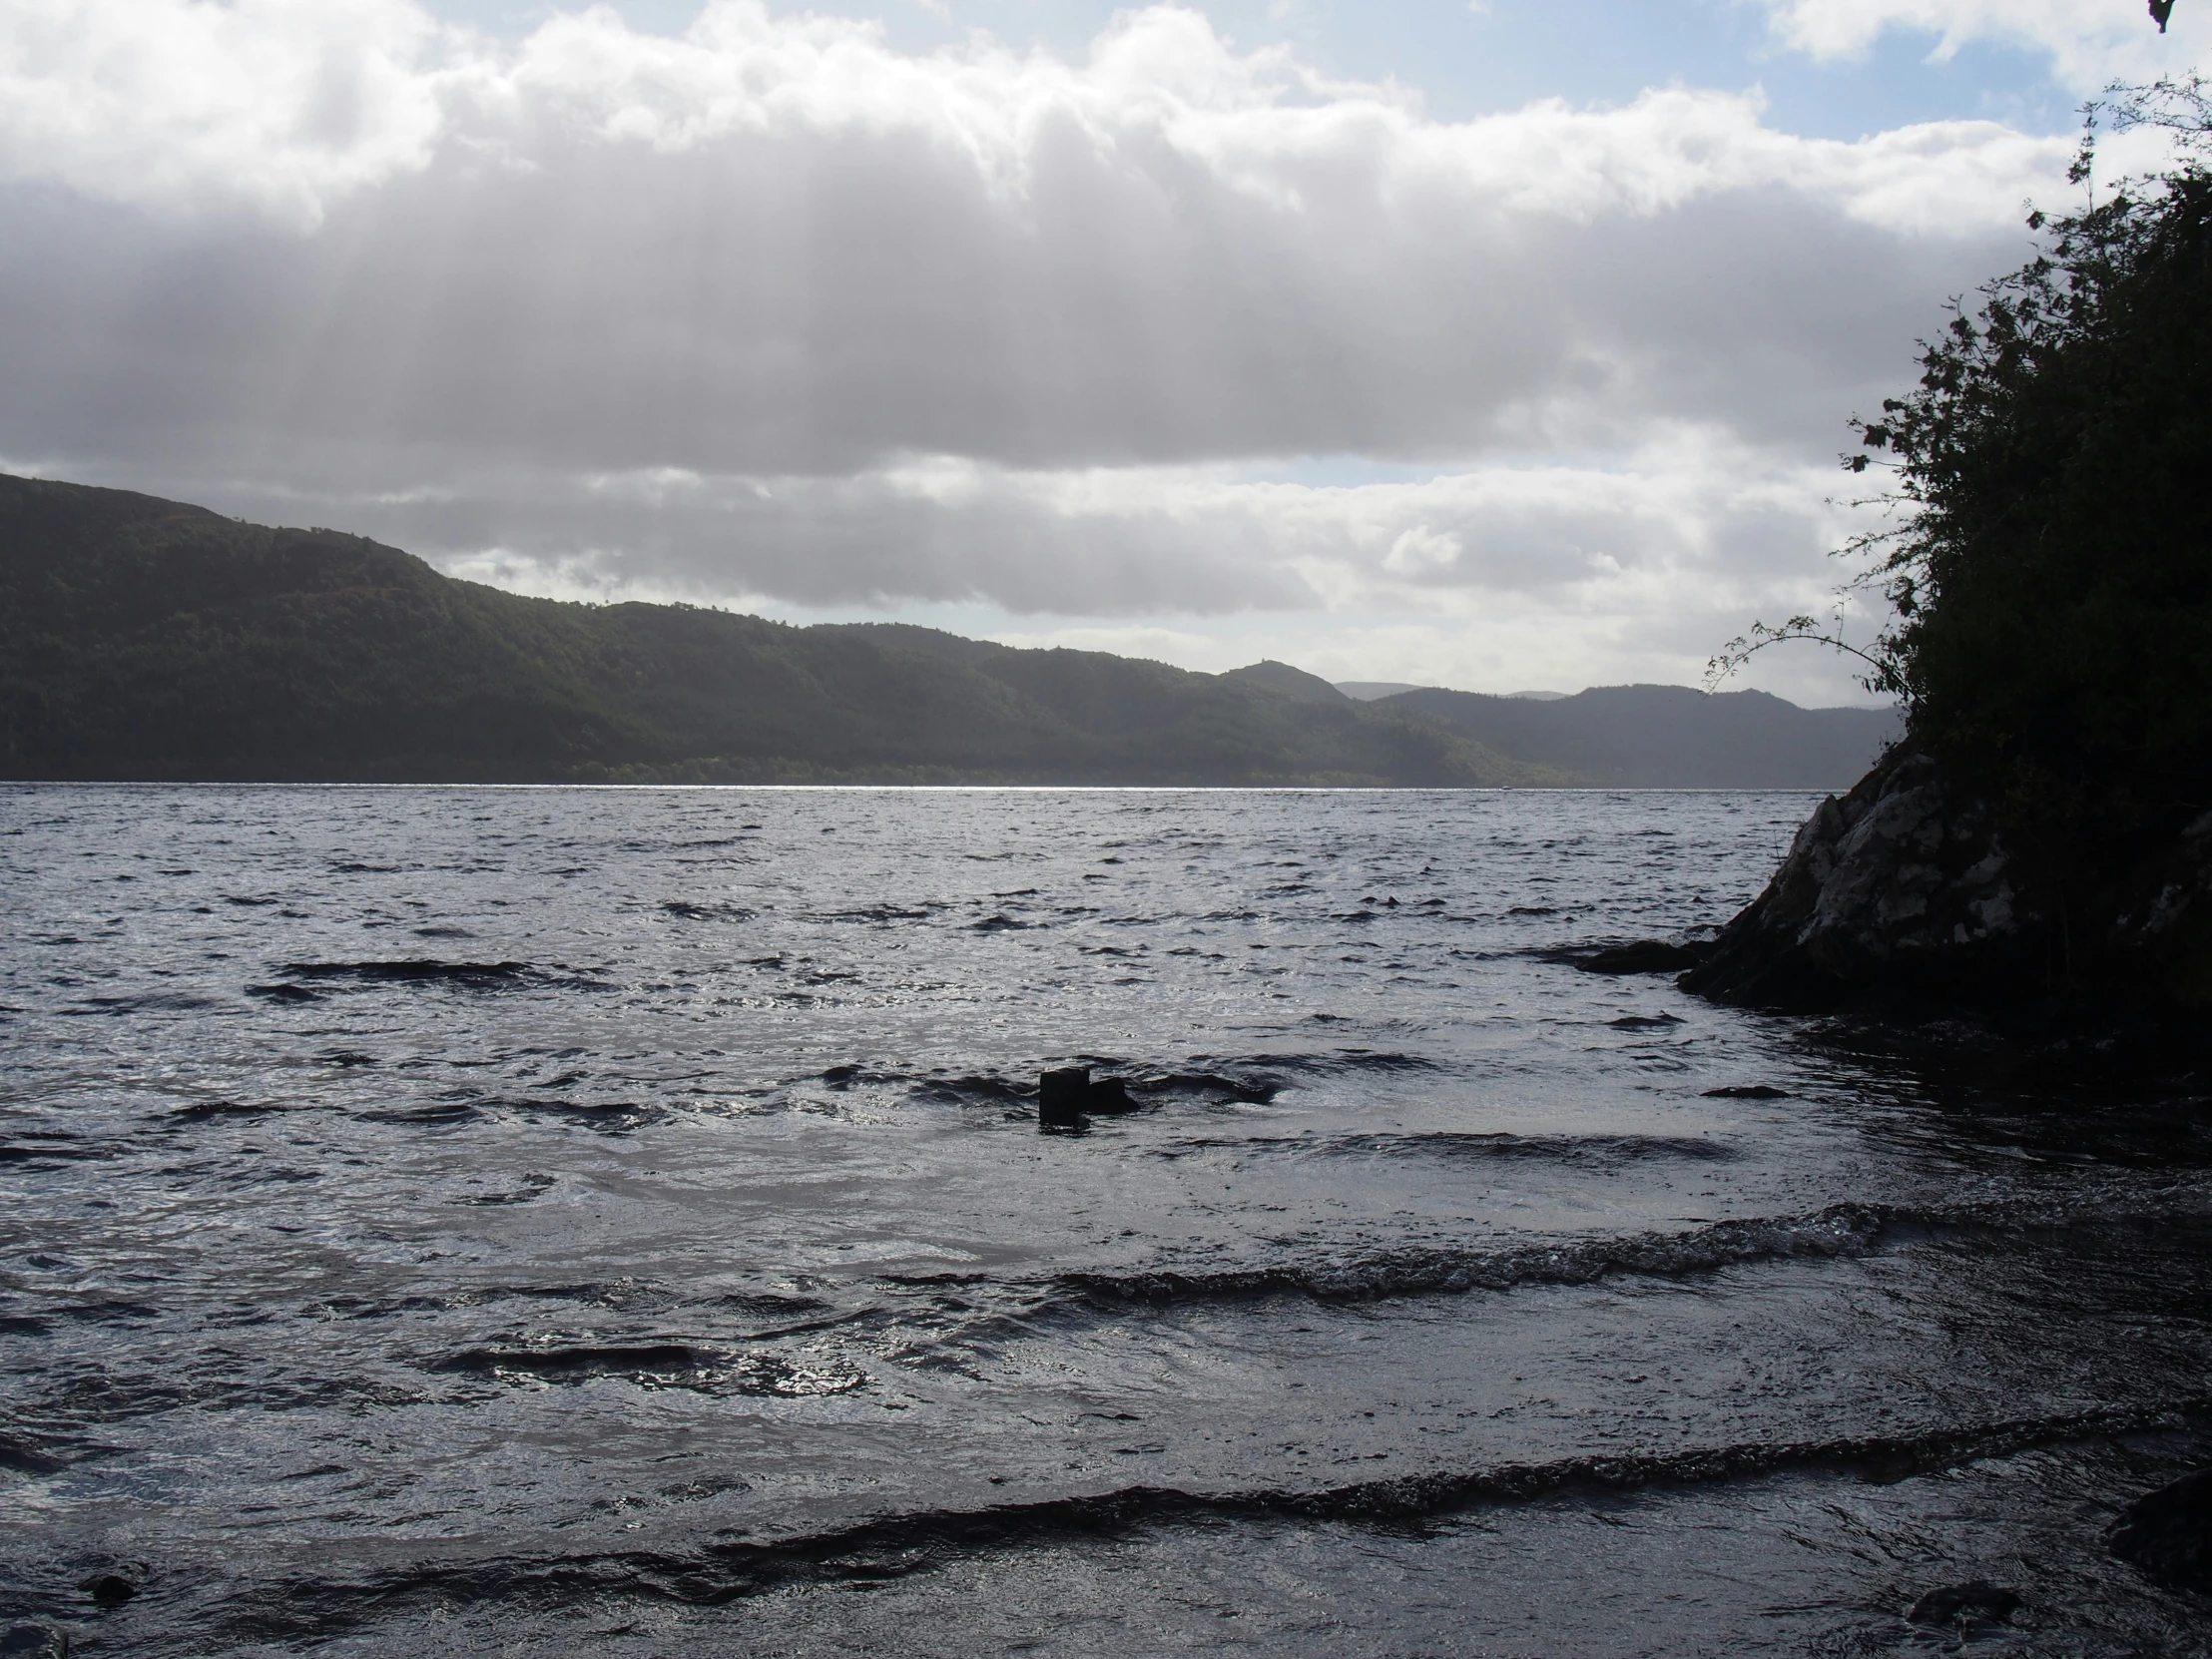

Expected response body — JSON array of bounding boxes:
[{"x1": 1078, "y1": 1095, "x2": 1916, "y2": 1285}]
[
  {"x1": 0, "y1": 473, "x2": 1890, "y2": 792},
  {"x1": 1673, "y1": 84, "x2": 2212, "y2": 1019}
]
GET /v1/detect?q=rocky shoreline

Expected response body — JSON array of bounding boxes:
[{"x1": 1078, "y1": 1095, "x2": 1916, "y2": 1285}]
[
  {"x1": 1584, "y1": 749, "x2": 2212, "y2": 1606},
  {"x1": 1565, "y1": 743, "x2": 2212, "y2": 1105},
  {"x1": 1651, "y1": 745, "x2": 2212, "y2": 1017}
]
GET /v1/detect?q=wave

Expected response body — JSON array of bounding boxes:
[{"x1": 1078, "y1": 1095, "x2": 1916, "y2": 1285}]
[
  {"x1": 282, "y1": 959, "x2": 530, "y2": 984},
  {"x1": 1133, "y1": 1070, "x2": 1284, "y2": 1103},
  {"x1": 804, "y1": 1052, "x2": 1444, "y2": 1114},
  {"x1": 495, "y1": 1099, "x2": 668, "y2": 1134},
  {"x1": 706, "y1": 1396, "x2": 2212, "y2": 1568},
  {"x1": 0, "y1": 1433, "x2": 71, "y2": 1474},
  {"x1": 248, "y1": 981, "x2": 323, "y2": 1003},
  {"x1": 0, "y1": 1136, "x2": 116, "y2": 1164},
  {"x1": 354, "y1": 1100, "x2": 482, "y2": 1127},
  {"x1": 463, "y1": 1179, "x2": 555, "y2": 1207},
  {"x1": 350, "y1": 1096, "x2": 666, "y2": 1133},
  {"x1": 896, "y1": 1065, "x2": 1285, "y2": 1111},
  {"x1": 931, "y1": 1196, "x2": 2212, "y2": 1333},
  {"x1": 208, "y1": 1398, "x2": 2212, "y2": 1633},
  {"x1": 1, "y1": 1298, "x2": 160, "y2": 1327},
  {"x1": 1258, "y1": 1049, "x2": 1444, "y2": 1076},
  {"x1": 716, "y1": 1292, "x2": 834, "y2": 1319},
  {"x1": 167, "y1": 1100, "x2": 290, "y2": 1121},
  {"x1": 271, "y1": 960, "x2": 612, "y2": 992},
  {"x1": 890, "y1": 1206, "x2": 1919, "y2": 1363},
  {"x1": 1056, "y1": 1203, "x2": 1899, "y2": 1307},
  {"x1": 1151, "y1": 1131, "x2": 1738, "y2": 1168},
  {"x1": 904, "y1": 1073, "x2": 1036, "y2": 1107},
  {"x1": 61, "y1": 991, "x2": 219, "y2": 1016},
  {"x1": 1052, "y1": 1050, "x2": 1435, "y2": 1091},
  {"x1": 426, "y1": 1342, "x2": 866, "y2": 1398},
  {"x1": 431, "y1": 1341, "x2": 718, "y2": 1377}
]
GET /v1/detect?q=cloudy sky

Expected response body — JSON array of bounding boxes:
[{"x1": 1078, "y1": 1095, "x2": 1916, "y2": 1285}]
[{"x1": 1, "y1": 1, "x2": 2201, "y2": 702}]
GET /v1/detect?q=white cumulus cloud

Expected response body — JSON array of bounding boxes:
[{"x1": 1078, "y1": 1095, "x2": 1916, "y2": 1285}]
[
  {"x1": 0, "y1": 0, "x2": 466, "y2": 226},
  {"x1": 1754, "y1": 0, "x2": 2201, "y2": 90}
]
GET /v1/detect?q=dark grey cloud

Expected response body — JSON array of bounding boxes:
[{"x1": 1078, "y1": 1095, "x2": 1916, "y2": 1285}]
[{"x1": 0, "y1": 132, "x2": 2025, "y2": 484}]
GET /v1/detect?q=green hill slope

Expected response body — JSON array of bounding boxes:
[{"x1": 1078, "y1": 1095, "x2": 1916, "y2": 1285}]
[{"x1": 0, "y1": 475, "x2": 1549, "y2": 787}]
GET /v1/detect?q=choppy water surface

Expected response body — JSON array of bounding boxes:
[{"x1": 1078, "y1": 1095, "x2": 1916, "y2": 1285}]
[{"x1": 4, "y1": 786, "x2": 2211, "y2": 1656}]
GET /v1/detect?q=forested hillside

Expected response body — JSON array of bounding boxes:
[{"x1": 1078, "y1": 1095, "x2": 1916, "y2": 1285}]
[
  {"x1": 0, "y1": 474, "x2": 1900, "y2": 787},
  {"x1": 0, "y1": 476, "x2": 1548, "y2": 786}
]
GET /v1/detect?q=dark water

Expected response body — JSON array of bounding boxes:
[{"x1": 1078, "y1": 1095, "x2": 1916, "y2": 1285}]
[{"x1": 4, "y1": 785, "x2": 2210, "y2": 1657}]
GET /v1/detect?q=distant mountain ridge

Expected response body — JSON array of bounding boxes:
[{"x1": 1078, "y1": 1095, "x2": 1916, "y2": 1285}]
[
  {"x1": 1334, "y1": 681, "x2": 1426, "y2": 702},
  {"x1": 1338, "y1": 682, "x2": 1568, "y2": 703},
  {"x1": 0, "y1": 474, "x2": 1897, "y2": 787},
  {"x1": 1379, "y1": 685, "x2": 1900, "y2": 790},
  {"x1": 1222, "y1": 661, "x2": 1350, "y2": 705}
]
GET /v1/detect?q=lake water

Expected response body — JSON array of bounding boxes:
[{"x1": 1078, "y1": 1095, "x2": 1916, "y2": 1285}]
[{"x1": 4, "y1": 786, "x2": 2210, "y2": 1656}]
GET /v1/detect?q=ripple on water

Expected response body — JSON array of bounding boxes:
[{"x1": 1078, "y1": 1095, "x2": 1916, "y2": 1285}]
[{"x1": 2, "y1": 784, "x2": 2207, "y2": 1657}]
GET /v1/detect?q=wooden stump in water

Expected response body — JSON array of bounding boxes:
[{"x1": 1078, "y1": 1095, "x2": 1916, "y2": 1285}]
[{"x1": 1039, "y1": 1065, "x2": 1090, "y2": 1128}]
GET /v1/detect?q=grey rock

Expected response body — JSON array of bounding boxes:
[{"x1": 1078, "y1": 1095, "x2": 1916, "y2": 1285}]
[
  {"x1": 77, "y1": 1574, "x2": 133, "y2": 1607},
  {"x1": 2108, "y1": 1468, "x2": 2212, "y2": 1591},
  {"x1": 1906, "y1": 1580, "x2": 2020, "y2": 1628},
  {"x1": 1083, "y1": 1077, "x2": 1140, "y2": 1114},
  {"x1": 1686, "y1": 740, "x2": 2212, "y2": 1009},
  {"x1": 1681, "y1": 747, "x2": 2031, "y2": 1008},
  {"x1": 1039, "y1": 1068, "x2": 1144, "y2": 1125},
  {"x1": 1576, "y1": 939, "x2": 1712, "y2": 975}
]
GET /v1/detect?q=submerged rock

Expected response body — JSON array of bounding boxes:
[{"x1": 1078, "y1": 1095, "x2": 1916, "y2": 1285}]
[
  {"x1": 2108, "y1": 1468, "x2": 2212, "y2": 1591},
  {"x1": 1906, "y1": 1580, "x2": 2020, "y2": 1628},
  {"x1": 78, "y1": 1573, "x2": 134, "y2": 1607},
  {"x1": 1577, "y1": 939, "x2": 1713, "y2": 975},
  {"x1": 1083, "y1": 1076, "x2": 1140, "y2": 1114}
]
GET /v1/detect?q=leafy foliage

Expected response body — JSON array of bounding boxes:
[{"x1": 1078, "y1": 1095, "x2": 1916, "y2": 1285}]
[{"x1": 1729, "y1": 82, "x2": 2212, "y2": 871}]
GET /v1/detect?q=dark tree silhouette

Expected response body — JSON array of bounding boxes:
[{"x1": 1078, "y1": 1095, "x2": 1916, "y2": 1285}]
[{"x1": 1715, "y1": 82, "x2": 2212, "y2": 884}]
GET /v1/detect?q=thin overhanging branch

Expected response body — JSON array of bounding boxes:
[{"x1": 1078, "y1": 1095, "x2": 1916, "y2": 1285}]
[{"x1": 1703, "y1": 615, "x2": 1895, "y2": 696}]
